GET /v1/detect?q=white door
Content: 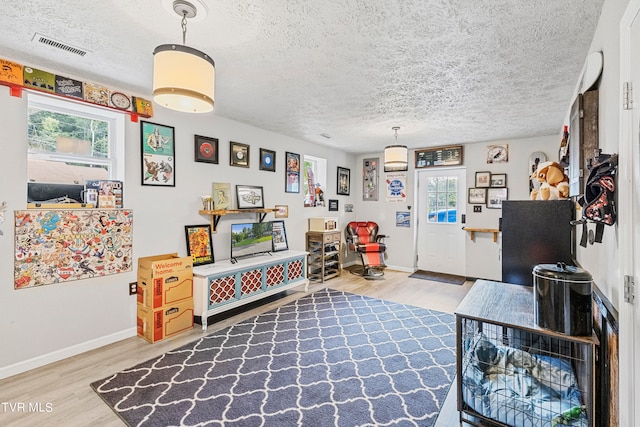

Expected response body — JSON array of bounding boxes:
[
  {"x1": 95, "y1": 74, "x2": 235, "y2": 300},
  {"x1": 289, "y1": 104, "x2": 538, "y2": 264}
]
[
  {"x1": 620, "y1": 2, "x2": 639, "y2": 425},
  {"x1": 416, "y1": 167, "x2": 466, "y2": 276}
]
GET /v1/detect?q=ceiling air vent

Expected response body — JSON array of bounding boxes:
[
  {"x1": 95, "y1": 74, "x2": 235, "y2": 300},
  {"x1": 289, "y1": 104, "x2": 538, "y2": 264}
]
[{"x1": 32, "y1": 33, "x2": 89, "y2": 57}]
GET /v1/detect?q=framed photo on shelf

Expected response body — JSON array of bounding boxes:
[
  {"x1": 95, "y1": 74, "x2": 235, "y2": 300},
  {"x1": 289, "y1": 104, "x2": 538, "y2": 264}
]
[
  {"x1": 271, "y1": 220, "x2": 289, "y2": 252},
  {"x1": 275, "y1": 204, "x2": 289, "y2": 218},
  {"x1": 475, "y1": 171, "x2": 491, "y2": 188},
  {"x1": 230, "y1": 141, "x2": 250, "y2": 168},
  {"x1": 285, "y1": 152, "x2": 300, "y2": 193},
  {"x1": 468, "y1": 188, "x2": 487, "y2": 204},
  {"x1": 141, "y1": 121, "x2": 175, "y2": 187},
  {"x1": 259, "y1": 148, "x2": 276, "y2": 172},
  {"x1": 184, "y1": 224, "x2": 214, "y2": 266},
  {"x1": 236, "y1": 185, "x2": 264, "y2": 209},
  {"x1": 487, "y1": 187, "x2": 508, "y2": 209},
  {"x1": 194, "y1": 135, "x2": 219, "y2": 164},
  {"x1": 490, "y1": 173, "x2": 507, "y2": 187},
  {"x1": 337, "y1": 166, "x2": 350, "y2": 195},
  {"x1": 362, "y1": 158, "x2": 379, "y2": 201}
]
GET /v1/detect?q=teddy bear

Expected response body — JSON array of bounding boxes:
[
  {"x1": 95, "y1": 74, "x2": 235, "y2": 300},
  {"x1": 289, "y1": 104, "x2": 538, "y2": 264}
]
[{"x1": 530, "y1": 161, "x2": 570, "y2": 200}]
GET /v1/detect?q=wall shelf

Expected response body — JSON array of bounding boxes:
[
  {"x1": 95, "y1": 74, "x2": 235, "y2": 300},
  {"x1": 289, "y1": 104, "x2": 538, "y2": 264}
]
[
  {"x1": 199, "y1": 208, "x2": 279, "y2": 232},
  {"x1": 462, "y1": 227, "x2": 500, "y2": 242}
]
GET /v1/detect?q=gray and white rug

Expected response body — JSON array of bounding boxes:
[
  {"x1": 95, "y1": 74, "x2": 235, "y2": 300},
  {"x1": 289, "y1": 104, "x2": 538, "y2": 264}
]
[{"x1": 91, "y1": 288, "x2": 457, "y2": 427}]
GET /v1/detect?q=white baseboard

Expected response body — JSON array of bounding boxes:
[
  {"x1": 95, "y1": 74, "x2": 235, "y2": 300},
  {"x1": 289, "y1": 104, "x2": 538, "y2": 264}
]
[
  {"x1": 0, "y1": 328, "x2": 136, "y2": 380},
  {"x1": 385, "y1": 264, "x2": 415, "y2": 273}
]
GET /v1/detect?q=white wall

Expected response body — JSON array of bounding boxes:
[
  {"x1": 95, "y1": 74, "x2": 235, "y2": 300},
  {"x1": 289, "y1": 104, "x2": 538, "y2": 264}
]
[
  {"x1": 353, "y1": 133, "x2": 559, "y2": 278},
  {"x1": 0, "y1": 0, "x2": 627, "y2": 377},
  {"x1": 462, "y1": 135, "x2": 560, "y2": 280},
  {"x1": 0, "y1": 86, "x2": 357, "y2": 378},
  {"x1": 570, "y1": 0, "x2": 630, "y2": 308}
]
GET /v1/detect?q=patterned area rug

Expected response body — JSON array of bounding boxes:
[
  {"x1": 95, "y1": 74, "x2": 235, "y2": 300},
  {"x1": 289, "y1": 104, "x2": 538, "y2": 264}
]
[{"x1": 91, "y1": 288, "x2": 457, "y2": 427}]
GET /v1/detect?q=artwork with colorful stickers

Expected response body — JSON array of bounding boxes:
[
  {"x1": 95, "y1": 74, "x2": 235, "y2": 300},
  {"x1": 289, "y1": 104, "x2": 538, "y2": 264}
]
[{"x1": 14, "y1": 209, "x2": 133, "y2": 289}]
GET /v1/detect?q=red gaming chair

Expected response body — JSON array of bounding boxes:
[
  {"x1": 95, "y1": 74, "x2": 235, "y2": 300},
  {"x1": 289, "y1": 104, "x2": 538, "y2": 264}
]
[{"x1": 345, "y1": 221, "x2": 387, "y2": 279}]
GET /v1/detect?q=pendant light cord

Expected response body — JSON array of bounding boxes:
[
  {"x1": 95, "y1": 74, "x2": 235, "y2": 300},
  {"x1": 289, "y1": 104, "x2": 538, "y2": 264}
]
[{"x1": 181, "y1": 12, "x2": 188, "y2": 45}]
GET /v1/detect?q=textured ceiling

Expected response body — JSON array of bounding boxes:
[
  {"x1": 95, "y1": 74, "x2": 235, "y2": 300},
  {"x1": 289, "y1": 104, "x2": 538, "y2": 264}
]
[{"x1": 0, "y1": 0, "x2": 604, "y2": 153}]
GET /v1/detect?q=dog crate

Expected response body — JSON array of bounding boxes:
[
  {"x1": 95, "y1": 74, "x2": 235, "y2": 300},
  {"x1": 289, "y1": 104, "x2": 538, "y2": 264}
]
[{"x1": 456, "y1": 280, "x2": 597, "y2": 427}]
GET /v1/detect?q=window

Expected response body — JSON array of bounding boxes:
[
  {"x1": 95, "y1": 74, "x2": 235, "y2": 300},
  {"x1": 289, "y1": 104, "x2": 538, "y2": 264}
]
[
  {"x1": 426, "y1": 176, "x2": 458, "y2": 223},
  {"x1": 27, "y1": 93, "x2": 125, "y2": 203},
  {"x1": 302, "y1": 155, "x2": 327, "y2": 207}
]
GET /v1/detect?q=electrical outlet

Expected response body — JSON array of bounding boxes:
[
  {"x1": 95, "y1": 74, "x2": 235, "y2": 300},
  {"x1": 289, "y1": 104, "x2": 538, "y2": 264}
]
[
  {"x1": 473, "y1": 205, "x2": 482, "y2": 213},
  {"x1": 129, "y1": 282, "x2": 137, "y2": 295}
]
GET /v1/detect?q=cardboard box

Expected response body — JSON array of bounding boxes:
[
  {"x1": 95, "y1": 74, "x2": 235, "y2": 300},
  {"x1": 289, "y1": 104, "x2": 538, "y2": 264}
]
[
  {"x1": 137, "y1": 299, "x2": 194, "y2": 343},
  {"x1": 308, "y1": 217, "x2": 338, "y2": 232},
  {"x1": 137, "y1": 253, "x2": 193, "y2": 309}
]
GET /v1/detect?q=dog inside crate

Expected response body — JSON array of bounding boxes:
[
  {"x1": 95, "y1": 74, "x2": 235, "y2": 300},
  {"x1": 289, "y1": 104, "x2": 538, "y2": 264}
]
[{"x1": 460, "y1": 319, "x2": 590, "y2": 427}]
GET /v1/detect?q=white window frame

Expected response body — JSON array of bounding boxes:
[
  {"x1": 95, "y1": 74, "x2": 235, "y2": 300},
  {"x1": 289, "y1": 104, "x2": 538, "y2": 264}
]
[{"x1": 27, "y1": 92, "x2": 125, "y2": 181}]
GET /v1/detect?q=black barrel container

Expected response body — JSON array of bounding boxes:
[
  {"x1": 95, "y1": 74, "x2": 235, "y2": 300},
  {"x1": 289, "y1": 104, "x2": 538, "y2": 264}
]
[{"x1": 533, "y1": 263, "x2": 593, "y2": 336}]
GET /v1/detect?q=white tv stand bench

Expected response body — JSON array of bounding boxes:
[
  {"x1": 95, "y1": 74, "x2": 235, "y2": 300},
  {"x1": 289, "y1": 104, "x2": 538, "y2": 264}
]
[{"x1": 192, "y1": 250, "x2": 309, "y2": 330}]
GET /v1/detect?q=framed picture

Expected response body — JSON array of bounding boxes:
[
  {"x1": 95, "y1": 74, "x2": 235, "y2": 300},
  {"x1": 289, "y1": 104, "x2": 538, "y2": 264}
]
[
  {"x1": 236, "y1": 185, "x2": 264, "y2": 209},
  {"x1": 475, "y1": 171, "x2": 491, "y2": 188},
  {"x1": 328, "y1": 199, "x2": 339, "y2": 211},
  {"x1": 363, "y1": 158, "x2": 379, "y2": 201},
  {"x1": 141, "y1": 121, "x2": 175, "y2": 186},
  {"x1": 285, "y1": 152, "x2": 300, "y2": 193},
  {"x1": 487, "y1": 144, "x2": 509, "y2": 163},
  {"x1": 337, "y1": 166, "x2": 350, "y2": 195},
  {"x1": 194, "y1": 135, "x2": 218, "y2": 164},
  {"x1": 230, "y1": 141, "x2": 250, "y2": 168},
  {"x1": 487, "y1": 188, "x2": 508, "y2": 209},
  {"x1": 259, "y1": 148, "x2": 276, "y2": 172},
  {"x1": 415, "y1": 145, "x2": 463, "y2": 168},
  {"x1": 490, "y1": 173, "x2": 507, "y2": 187},
  {"x1": 275, "y1": 204, "x2": 288, "y2": 218},
  {"x1": 468, "y1": 188, "x2": 487, "y2": 204},
  {"x1": 271, "y1": 220, "x2": 289, "y2": 252},
  {"x1": 184, "y1": 224, "x2": 214, "y2": 266}
]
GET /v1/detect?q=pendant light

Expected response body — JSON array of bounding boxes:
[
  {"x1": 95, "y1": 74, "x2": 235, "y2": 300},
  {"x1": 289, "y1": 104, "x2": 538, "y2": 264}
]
[
  {"x1": 384, "y1": 126, "x2": 408, "y2": 172},
  {"x1": 153, "y1": 0, "x2": 215, "y2": 113}
]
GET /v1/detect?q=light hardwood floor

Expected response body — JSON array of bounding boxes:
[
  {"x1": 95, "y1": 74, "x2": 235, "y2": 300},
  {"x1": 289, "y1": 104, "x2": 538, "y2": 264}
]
[{"x1": 0, "y1": 268, "x2": 474, "y2": 427}]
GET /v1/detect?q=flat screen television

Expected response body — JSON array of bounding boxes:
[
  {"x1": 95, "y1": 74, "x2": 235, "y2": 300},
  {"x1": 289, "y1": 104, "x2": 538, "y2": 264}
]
[{"x1": 230, "y1": 222, "x2": 273, "y2": 263}]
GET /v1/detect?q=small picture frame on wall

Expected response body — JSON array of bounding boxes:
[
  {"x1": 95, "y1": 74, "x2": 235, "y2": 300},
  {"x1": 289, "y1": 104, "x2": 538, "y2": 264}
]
[
  {"x1": 487, "y1": 187, "x2": 508, "y2": 209},
  {"x1": 230, "y1": 141, "x2": 250, "y2": 168},
  {"x1": 141, "y1": 121, "x2": 175, "y2": 187},
  {"x1": 184, "y1": 224, "x2": 214, "y2": 266},
  {"x1": 490, "y1": 173, "x2": 507, "y2": 187},
  {"x1": 194, "y1": 135, "x2": 219, "y2": 164},
  {"x1": 259, "y1": 148, "x2": 276, "y2": 172},
  {"x1": 285, "y1": 152, "x2": 301, "y2": 193},
  {"x1": 271, "y1": 220, "x2": 289, "y2": 252},
  {"x1": 328, "y1": 199, "x2": 339, "y2": 211},
  {"x1": 363, "y1": 158, "x2": 379, "y2": 201},
  {"x1": 275, "y1": 204, "x2": 289, "y2": 218},
  {"x1": 337, "y1": 167, "x2": 350, "y2": 195},
  {"x1": 236, "y1": 185, "x2": 264, "y2": 209},
  {"x1": 468, "y1": 188, "x2": 487, "y2": 204},
  {"x1": 475, "y1": 171, "x2": 491, "y2": 188}
]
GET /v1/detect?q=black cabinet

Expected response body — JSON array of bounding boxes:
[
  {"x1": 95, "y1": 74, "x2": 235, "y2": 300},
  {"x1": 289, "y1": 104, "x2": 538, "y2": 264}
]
[{"x1": 501, "y1": 200, "x2": 574, "y2": 286}]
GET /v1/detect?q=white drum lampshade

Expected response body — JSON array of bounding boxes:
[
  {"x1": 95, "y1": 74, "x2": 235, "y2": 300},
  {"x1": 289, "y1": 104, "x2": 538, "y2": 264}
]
[
  {"x1": 384, "y1": 145, "x2": 408, "y2": 171},
  {"x1": 153, "y1": 44, "x2": 215, "y2": 113}
]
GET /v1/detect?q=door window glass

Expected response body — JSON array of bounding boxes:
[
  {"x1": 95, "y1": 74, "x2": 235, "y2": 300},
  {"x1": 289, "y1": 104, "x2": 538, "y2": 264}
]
[{"x1": 427, "y1": 176, "x2": 458, "y2": 223}]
